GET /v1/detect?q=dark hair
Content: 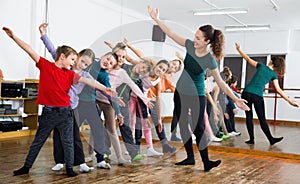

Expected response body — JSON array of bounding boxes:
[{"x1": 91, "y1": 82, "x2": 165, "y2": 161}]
[
  {"x1": 199, "y1": 25, "x2": 224, "y2": 62},
  {"x1": 149, "y1": 59, "x2": 169, "y2": 77},
  {"x1": 228, "y1": 75, "x2": 238, "y2": 85},
  {"x1": 55, "y1": 45, "x2": 77, "y2": 61},
  {"x1": 156, "y1": 59, "x2": 169, "y2": 67},
  {"x1": 220, "y1": 66, "x2": 232, "y2": 82},
  {"x1": 271, "y1": 56, "x2": 286, "y2": 77},
  {"x1": 170, "y1": 59, "x2": 183, "y2": 72}
]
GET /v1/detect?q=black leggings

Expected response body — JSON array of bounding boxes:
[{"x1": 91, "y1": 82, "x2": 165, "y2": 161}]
[
  {"x1": 174, "y1": 91, "x2": 210, "y2": 163},
  {"x1": 241, "y1": 91, "x2": 274, "y2": 141}
]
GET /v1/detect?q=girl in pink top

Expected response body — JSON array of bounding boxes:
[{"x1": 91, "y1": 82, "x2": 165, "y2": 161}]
[
  {"x1": 95, "y1": 53, "x2": 153, "y2": 164},
  {"x1": 130, "y1": 59, "x2": 169, "y2": 157}
]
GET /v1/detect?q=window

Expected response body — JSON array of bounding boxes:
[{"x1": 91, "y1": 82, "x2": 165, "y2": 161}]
[
  {"x1": 223, "y1": 54, "x2": 285, "y2": 92},
  {"x1": 245, "y1": 56, "x2": 267, "y2": 87},
  {"x1": 223, "y1": 57, "x2": 243, "y2": 89}
]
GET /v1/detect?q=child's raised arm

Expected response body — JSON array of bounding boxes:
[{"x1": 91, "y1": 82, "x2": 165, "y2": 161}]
[
  {"x1": 3, "y1": 27, "x2": 39, "y2": 63},
  {"x1": 39, "y1": 23, "x2": 56, "y2": 60},
  {"x1": 125, "y1": 38, "x2": 156, "y2": 66}
]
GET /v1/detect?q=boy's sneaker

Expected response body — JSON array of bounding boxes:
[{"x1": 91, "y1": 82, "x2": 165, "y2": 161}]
[
  {"x1": 132, "y1": 154, "x2": 146, "y2": 161},
  {"x1": 79, "y1": 163, "x2": 94, "y2": 173},
  {"x1": 51, "y1": 163, "x2": 64, "y2": 171},
  {"x1": 97, "y1": 161, "x2": 111, "y2": 169}
]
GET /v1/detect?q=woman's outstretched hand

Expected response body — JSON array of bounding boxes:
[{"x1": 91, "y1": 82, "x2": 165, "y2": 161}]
[
  {"x1": 3, "y1": 27, "x2": 14, "y2": 38},
  {"x1": 148, "y1": 5, "x2": 159, "y2": 21},
  {"x1": 235, "y1": 98, "x2": 250, "y2": 111}
]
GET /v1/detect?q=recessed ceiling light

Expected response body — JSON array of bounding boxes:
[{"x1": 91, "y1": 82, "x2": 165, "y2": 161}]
[
  {"x1": 193, "y1": 8, "x2": 248, "y2": 16},
  {"x1": 225, "y1": 25, "x2": 271, "y2": 32}
]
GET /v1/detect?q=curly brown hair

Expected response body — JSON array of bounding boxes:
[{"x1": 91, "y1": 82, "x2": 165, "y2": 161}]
[{"x1": 271, "y1": 56, "x2": 285, "y2": 77}]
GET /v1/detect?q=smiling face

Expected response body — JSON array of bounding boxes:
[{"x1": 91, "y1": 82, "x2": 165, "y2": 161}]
[
  {"x1": 73, "y1": 55, "x2": 93, "y2": 71},
  {"x1": 115, "y1": 49, "x2": 127, "y2": 66},
  {"x1": 132, "y1": 62, "x2": 151, "y2": 75},
  {"x1": 193, "y1": 29, "x2": 209, "y2": 49},
  {"x1": 153, "y1": 62, "x2": 168, "y2": 77},
  {"x1": 61, "y1": 53, "x2": 77, "y2": 70},
  {"x1": 100, "y1": 54, "x2": 117, "y2": 70},
  {"x1": 167, "y1": 60, "x2": 181, "y2": 74}
]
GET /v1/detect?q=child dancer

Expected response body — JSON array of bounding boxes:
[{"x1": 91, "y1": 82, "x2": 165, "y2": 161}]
[
  {"x1": 130, "y1": 60, "x2": 169, "y2": 157},
  {"x1": 38, "y1": 23, "x2": 114, "y2": 172},
  {"x1": 3, "y1": 26, "x2": 108, "y2": 177}
]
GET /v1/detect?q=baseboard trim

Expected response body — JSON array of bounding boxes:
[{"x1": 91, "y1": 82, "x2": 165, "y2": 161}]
[{"x1": 162, "y1": 116, "x2": 300, "y2": 125}]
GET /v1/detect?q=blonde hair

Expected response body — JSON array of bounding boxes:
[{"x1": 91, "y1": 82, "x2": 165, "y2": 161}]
[{"x1": 131, "y1": 59, "x2": 153, "y2": 78}]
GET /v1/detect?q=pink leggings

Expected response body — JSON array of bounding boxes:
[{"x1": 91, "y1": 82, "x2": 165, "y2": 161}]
[
  {"x1": 204, "y1": 108, "x2": 213, "y2": 137},
  {"x1": 129, "y1": 96, "x2": 153, "y2": 148}
]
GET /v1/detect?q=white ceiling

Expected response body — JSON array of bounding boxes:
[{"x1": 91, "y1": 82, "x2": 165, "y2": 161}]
[{"x1": 108, "y1": 0, "x2": 300, "y2": 32}]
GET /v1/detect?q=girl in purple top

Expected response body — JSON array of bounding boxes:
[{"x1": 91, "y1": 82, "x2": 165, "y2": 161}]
[{"x1": 39, "y1": 23, "x2": 113, "y2": 172}]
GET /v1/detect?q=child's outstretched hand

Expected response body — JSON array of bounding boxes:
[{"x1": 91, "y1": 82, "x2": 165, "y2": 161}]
[
  {"x1": 147, "y1": 101, "x2": 154, "y2": 109},
  {"x1": 123, "y1": 38, "x2": 128, "y2": 46},
  {"x1": 104, "y1": 41, "x2": 113, "y2": 49},
  {"x1": 103, "y1": 87, "x2": 117, "y2": 97},
  {"x1": 39, "y1": 23, "x2": 48, "y2": 36},
  {"x1": 3, "y1": 27, "x2": 13, "y2": 38}
]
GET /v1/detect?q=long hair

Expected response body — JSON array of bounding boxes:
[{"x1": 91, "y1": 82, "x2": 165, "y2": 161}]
[
  {"x1": 199, "y1": 25, "x2": 225, "y2": 62},
  {"x1": 271, "y1": 56, "x2": 286, "y2": 77}
]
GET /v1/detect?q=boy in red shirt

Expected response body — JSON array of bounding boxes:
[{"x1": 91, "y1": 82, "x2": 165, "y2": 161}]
[{"x1": 3, "y1": 27, "x2": 93, "y2": 177}]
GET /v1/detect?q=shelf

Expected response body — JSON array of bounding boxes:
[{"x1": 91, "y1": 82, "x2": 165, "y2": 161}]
[
  {"x1": 0, "y1": 79, "x2": 39, "y2": 132},
  {"x1": 0, "y1": 129, "x2": 36, "y2": 139},
  {"x1": 0, "y1": 113, "x2": 38, "y2": 117},
  {"x1": 0, "y1": 114, "x2": 22, "y2": 117},
  {"x1": 0, "y1": 97, "x2": 37, "y2": 100}
]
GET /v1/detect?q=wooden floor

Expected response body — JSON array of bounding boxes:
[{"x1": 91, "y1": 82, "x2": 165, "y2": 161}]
[{"x1": 1, "y1": 121, "x2": 300, "y2": 184}]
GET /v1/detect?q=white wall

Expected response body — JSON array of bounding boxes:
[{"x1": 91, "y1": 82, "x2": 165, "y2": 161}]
[{"x1": 0, "y1": 0, "x2": 299, "y2": 122}]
